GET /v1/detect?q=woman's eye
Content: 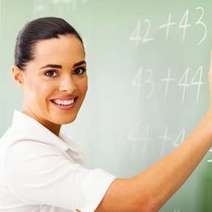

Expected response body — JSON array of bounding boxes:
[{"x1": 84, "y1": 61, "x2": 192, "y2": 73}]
[
  {"x1": 74, "y1": 67, "x2": 86, "y2": 75},
  {"x1": 44, "y1": 70, "x2": 57, "y2": 78}
]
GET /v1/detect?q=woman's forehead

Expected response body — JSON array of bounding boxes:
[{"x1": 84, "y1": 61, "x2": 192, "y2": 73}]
[{"x1": 32, "y1": 34, "x2": 85, "y2": 62}]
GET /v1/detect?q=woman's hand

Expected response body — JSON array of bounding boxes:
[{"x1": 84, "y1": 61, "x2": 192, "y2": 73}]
[
  {"x1": 200, "y1": 52, "x2": 212, "y2": 142},
  {"x1": 208, "y1": 51, "x2": 212, "y2": 111}
]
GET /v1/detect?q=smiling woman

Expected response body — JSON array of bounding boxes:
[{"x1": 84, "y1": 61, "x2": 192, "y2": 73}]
[
  {"x1": 1, "y1": 16, "x2": 212, "y2": 212},
  {"x1": 13, "y1": 18, "x2": 88, "y2": 135},
  {"x1": 0, "y1": 17, "x2": 117, "y2": 212}
]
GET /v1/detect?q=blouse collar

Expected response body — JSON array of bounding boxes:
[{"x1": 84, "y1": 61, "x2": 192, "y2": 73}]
[{"x1": 11, "y1": 109, "x2": 72, "y2": 153}]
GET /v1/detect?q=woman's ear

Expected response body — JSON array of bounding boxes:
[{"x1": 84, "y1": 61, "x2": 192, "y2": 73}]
[{"x1": 11, "y1": 65, "x2": 24, "y2": 86}]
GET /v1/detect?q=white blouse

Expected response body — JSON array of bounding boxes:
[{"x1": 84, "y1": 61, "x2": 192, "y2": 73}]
[{"x1": 0, "y1": 110, "x2": 116, "y2": 212}]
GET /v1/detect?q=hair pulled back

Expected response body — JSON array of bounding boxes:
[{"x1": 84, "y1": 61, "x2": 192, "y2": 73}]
[{"x1": 15, "y1": 17, "x2": 83, "y2": 70}]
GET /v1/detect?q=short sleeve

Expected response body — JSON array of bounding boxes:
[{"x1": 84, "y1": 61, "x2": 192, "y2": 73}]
[{"x1": 4, "y1": 140, "x2": 117, "y2": 212}]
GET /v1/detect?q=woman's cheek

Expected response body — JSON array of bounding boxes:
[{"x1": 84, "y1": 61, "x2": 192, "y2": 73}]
[{"x1": 81, "y1": 77, "x2": 88, "y2": 93}]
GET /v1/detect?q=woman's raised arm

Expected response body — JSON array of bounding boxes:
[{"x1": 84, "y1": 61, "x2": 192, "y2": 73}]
[{"x1": 95, "y1": 52, "x2": 212, "y2": 212}]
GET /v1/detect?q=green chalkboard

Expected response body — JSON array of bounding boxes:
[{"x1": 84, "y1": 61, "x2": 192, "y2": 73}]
[{"x1": 0, "y1": 1, "x2": 212, "y2": 211}]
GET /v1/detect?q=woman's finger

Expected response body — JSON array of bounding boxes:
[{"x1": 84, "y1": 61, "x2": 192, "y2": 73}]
[{"x1": 208, "y1": 51, "x2": 212, "y2": 110}]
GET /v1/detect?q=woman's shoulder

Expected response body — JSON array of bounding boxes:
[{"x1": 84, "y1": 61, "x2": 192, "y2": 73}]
[
  {"x1": 0, "y1": 127, "x2": 86, "y2": 169},
  {"x1": 0, "y1": 130, "x2": 56, "y2": 164},
  {"x1": 0, "y1": 127, "x2": 65, "y2": 171}
]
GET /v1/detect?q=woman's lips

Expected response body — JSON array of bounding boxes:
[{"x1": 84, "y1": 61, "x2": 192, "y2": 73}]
[{"x1": 50, "y1": 97, "x2": 78, "y2": 110}]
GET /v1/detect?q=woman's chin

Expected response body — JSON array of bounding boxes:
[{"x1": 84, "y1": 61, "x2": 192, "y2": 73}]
[{"x1": 54, "y1": 114, "x2": 77, "y2": 125}]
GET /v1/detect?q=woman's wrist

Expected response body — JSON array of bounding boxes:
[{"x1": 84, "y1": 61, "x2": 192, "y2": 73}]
[{"x1": 195, "y1": 111, "x2": 212, "y2": 146}]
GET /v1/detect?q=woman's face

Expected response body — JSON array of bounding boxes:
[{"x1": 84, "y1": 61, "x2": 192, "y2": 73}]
[{"x1": 13, "y1": 34, "x2": 88, "y2": 134}]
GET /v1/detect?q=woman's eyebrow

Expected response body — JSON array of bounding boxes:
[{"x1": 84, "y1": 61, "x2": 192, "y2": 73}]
[
  {"x1": 40, "y1": 60, "x2": 86, "y2": 70},
  {"x1": 40, "y1": 64, "x2": 62, "y2": 69},
  {"x1": 73, "y1": 60, "x2": 86, "y2": 67}
]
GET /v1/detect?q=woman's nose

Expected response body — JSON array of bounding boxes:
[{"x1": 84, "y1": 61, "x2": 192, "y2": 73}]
[{"x1": 59, "y1": 76, "x2": 77, "y2": 92}]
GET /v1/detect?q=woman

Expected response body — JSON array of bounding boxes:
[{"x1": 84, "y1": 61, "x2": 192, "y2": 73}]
[{"x1": 0, "y1": 16, "x2": 212, "y2": 212}]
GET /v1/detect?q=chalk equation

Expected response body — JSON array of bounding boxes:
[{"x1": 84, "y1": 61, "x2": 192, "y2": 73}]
[
  {"x1": 128, "y1": 122, "x2": 186, "y2": 157},
  {"x1": 173, "y1": 209, "x2": 181, "y2": 212},
  {"x1": 132, "y1": 65, "x2": 205, "y2": 102},
  {"x1": 128, "y1": 120, "x2": 212, "y2": 164},
  {"x1": 32, "y1": 0, "x2": 89, "y2": 17},
  {"x1": 52, "y1": 0, "x2": 88, "y2": 10},
  {"x1": 129, "y1": 7, "x2": 207, "y2": 46}
]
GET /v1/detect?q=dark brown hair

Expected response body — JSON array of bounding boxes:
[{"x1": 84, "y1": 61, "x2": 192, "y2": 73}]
[{"x1": 15, "y1": 17, "x2": 83, "y2": 70}]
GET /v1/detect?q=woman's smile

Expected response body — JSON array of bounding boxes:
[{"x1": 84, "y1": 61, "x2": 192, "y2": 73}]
[{"x1": 50, "y1": 96, "x2": 79, "y2": 110}]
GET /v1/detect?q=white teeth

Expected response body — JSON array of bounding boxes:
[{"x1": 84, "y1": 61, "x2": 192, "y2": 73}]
[{"x1": 53, "y1": 99, "x2": 75, "y2": 106}]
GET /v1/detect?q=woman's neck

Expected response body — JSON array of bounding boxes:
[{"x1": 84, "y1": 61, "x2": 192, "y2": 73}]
[{"x1": 22, "y1": 108, "x2": 61, "y2": 136}]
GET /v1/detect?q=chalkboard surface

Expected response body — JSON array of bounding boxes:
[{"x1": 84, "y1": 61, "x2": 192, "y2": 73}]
[{"x1": 0, "y1": 1, "x2": 212, "y2": 211}]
